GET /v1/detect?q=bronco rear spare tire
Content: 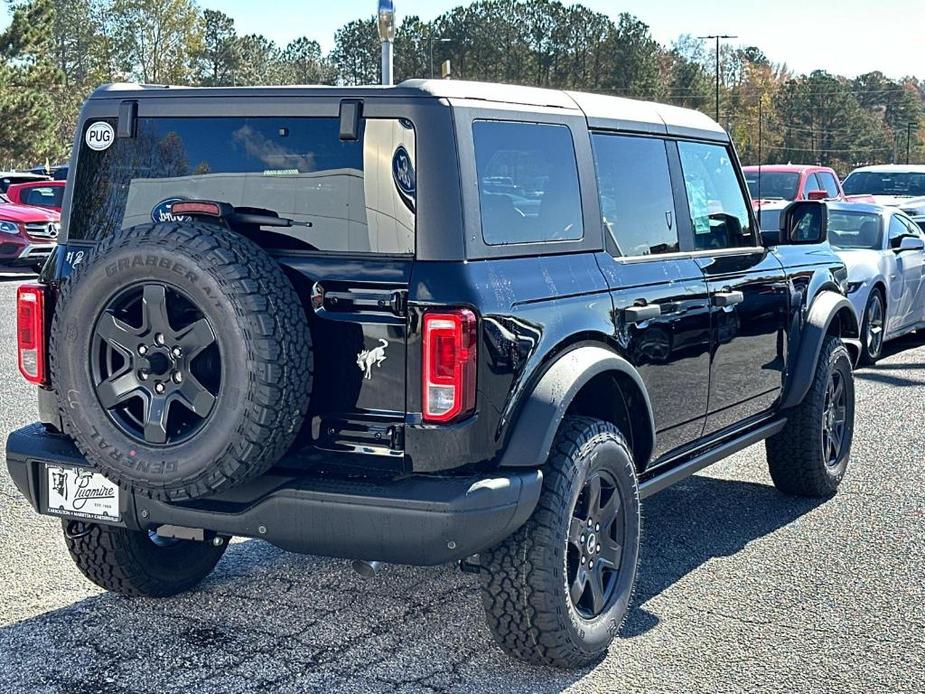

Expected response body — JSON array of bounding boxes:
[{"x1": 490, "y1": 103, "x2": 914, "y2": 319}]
[{"x1": 51, "y1": 222, "x2": 312, "y2": 501}]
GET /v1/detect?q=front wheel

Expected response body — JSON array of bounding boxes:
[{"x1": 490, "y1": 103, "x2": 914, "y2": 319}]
[
  {"x1": 479, "y1": 416, "x2": 640, "y2": 668},
  {"x1": 766, "y1": 335, "x2": 855, "y2": 497},
  {"x1": 859, "y1": 289, "x2": 885, "y2": 365},
  {"x1": 63, "y1": 521, "x2": 227, "y2": 597}
]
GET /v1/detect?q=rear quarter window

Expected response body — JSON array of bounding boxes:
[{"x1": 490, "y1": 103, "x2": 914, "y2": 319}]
[{"x1": 473, "y1": 121, "x2": 583, "y2": 246}]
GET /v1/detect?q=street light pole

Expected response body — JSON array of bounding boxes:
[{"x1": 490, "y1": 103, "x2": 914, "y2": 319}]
[
  {"x1": 698, "y1": 34, "x2": 738, "y2": 124},
  {"x1": 378, "y1": 0, "x2": 396, "y2": 86},
  {"x1": 429, "y1": 35, "x2": 451, "y2": 79}
]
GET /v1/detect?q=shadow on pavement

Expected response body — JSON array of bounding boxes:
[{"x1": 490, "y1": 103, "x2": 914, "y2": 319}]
[
  {"x1": 0, "y1": 475, "x2": 824, "y2": 693},
  {"x1": 624, "y1": 475, "x2": 825, "y2": 637},
  {"x1": 879, "y1": 331, "x2": 925, "y2": 360}
]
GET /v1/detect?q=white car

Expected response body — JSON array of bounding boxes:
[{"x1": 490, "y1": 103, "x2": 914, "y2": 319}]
[
  {"x1": 827, "y1": 202, "x2": 925, "y2": 363},
  {"x1": 842, "y1": 164, "x2": 925, "y2": 229}
]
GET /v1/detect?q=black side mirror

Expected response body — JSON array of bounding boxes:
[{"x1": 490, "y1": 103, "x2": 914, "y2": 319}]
[
  {"x1": 780, "y1": 201, "x2": 827, "y2": 245},
  {"x1": 892, "y1": 235, "x2": 925, "y2": 253}
]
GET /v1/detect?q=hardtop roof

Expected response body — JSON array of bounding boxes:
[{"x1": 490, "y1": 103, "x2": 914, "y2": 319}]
[{"x1": 90, "y1": 79, "x2": 728, "y2": 142}]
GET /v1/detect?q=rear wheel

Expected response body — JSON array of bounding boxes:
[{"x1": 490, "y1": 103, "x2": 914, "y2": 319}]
[
  {"x1": 480, "y1": 416, "x2": 640, "y2": 668},
  {"x1": 859, "y1": 289, "x2": 885, "y2": 365},
  {"x1": 63, "y1": 521, "x2": 226, "y2": 597},
  {"x1": 766, "y1": 335, "x2": 854, "y2": 497}
]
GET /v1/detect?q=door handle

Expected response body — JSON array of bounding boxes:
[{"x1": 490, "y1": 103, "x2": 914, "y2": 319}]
[
  {"x1": 713, "y1": 290, "x2": 745, "y2": 307},
  {"x1": 624, "y1": 303, "x2": 662, "y2": 324}
]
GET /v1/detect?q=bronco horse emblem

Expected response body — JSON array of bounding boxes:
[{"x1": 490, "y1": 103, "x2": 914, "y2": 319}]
[{"x1": 357, "y1": 339, "x2": 389, "y2": 380}]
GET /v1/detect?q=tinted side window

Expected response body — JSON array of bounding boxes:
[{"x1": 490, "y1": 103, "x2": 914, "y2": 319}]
[
  {"x1": 818, "y1": 172, "x2": 840, "y2": 198},
  {"x1": 473, "y1": 121, "x2": 583, "y2": 245},
  {"x1": 591, "y1": 134, "x2": 678, "y2": 256},
  {"x1": 678, "y1": 141, "x2": 754, "y2": 250}
]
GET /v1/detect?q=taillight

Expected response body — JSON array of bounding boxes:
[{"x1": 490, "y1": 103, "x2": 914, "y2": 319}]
[
  {"x1": 171, "y1": 200, "x2": 222, "y2": 217},
  {"x1": 17, "y1": 284, "x2": 47, "y2": 385},
  {"x1": 422, "y1": 309, "x2": 477, "y2": 423}
]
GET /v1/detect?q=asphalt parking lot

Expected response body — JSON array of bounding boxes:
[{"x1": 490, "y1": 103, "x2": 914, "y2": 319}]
[{"x1": 0, "y1": 276, "x2": 922, "y2": 693}]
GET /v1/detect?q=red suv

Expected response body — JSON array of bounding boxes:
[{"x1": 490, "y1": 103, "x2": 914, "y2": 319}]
[
  {"x1": 5, "y1": 180, "x2": 65, "y2": 213},
  {"x1": 0, "y1": 197, "x2": 60, "y2": 272}
]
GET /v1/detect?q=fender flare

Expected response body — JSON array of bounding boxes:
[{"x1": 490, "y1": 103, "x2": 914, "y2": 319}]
[
  {"x1": 498, "y1": 345, "x2": 656, "y2": 468},
  {"x1": 780, "y1": 291, "x2": 860, "y2": 410}
]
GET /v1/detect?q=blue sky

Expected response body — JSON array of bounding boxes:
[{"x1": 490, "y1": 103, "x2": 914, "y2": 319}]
[{"x1": 2, "y1": 0, "x2": 923, "y2": 78}]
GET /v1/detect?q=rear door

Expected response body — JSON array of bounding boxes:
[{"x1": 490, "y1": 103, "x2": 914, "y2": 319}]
[
  {"x1": 591, "y1": 132, "x2": 712, "y2": 459},
  {"x1": 675, "y1": 140, "x2": 789, "y2": 435}
]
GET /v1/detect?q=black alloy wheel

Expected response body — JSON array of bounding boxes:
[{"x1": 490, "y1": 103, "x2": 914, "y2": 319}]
[
  {"x1": 480, "y1": 417, "x2": 640, "y2": 668},
  {"x1": 91, "y1": 282, "x2": 221, "y2": 446},
  {"x1": 864, "y1": 291, "x2": 884, "y2": 362},
  {"x1": 821, "y1": 367, "x2": 848, "y2": 468},
  {"x1": 566, "y1": 470, "x2": 625, "y2": 619},
  {"x1": 765, "y1": 335, "x2": 854, "y2": 497}
]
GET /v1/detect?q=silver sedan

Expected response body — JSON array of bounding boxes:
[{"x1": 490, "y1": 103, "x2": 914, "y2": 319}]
[{"x1": 828, "y1": 202, "x2": 925, "y2": 364}]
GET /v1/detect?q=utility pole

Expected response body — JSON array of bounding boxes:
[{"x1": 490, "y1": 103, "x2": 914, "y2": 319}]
[
  {"x1": 378, "y1": 0, "x2": 396, "y2": 86},
  {"x1": 908, "y1": 122, "x2": 914, "y2": 165},
  {"x1": 698, "y1": 34, "x2": 738, "y2": 123}
]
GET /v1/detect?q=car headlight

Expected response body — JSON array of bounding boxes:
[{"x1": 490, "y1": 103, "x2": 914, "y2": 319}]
[
  {"x1": 0, "y1": 221, "x2": 21, "y2": 234},
  {"x1": 846, "y1": 281, "x2": 865, "y2": 294}
]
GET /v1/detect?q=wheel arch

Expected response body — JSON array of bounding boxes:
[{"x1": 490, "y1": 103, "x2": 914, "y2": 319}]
[
  {"x1": 497, "y1": 344, "x2": 655, "y2": 472},
  {"x1": 781, "y1": 290, "x2": 859, "y2": 409}
]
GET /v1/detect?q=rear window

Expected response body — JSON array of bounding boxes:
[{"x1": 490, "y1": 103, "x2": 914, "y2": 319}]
[
  {"x1": 473, "y1": 121, "x2": 583, "y2": 245},
  {"x1": 69, "y1": 117, "x2": 416, "y2": 254}
]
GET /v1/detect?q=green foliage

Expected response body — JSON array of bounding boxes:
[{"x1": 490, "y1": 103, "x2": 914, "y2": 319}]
[
  {"x1": 110, "y1": 0, "x2": 203, "y2": 84},
  {"x1": 1, "y1": 0, "x2": 923, "y2": 172},
  {"x1": 0, "y1": 0, "x2": 64, "y2": 167}
]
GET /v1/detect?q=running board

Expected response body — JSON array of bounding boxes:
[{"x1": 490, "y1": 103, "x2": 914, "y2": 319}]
[{"x1": 638, "y1": 418, "x2": 786, "y2": 500}]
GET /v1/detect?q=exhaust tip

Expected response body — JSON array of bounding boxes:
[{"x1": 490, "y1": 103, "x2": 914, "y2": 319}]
[{"x1": 351, "y1": 559, "x2": 383, "y2": 578}]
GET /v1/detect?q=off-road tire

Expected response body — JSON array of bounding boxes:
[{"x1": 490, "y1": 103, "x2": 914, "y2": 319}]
[
  {"x1": 480, "y1": 416, "x2": 640, "y2": 668},
  {"x1": 63, "y1": 520, "x2": 226, "y2": 597},
  {"x1": 51, "y1": 222, "x2": 312, "y2": 501},
  {"x1": 766, "y1": 335, "x2": 854, "y2": 497},
  {"x1": 858, "y1": 288, "x2": 885, "y2": 366}
]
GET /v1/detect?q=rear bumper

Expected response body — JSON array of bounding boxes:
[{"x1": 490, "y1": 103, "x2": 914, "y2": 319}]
[{"x1": 6, "y1": 424, "x2": 542, "y2": 566}]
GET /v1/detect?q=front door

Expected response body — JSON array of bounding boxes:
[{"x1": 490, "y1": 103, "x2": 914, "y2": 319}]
[
  {"x1": 889, "y1": 214, "x2": 925, "y2": 331},
  {"x1": 591, "y1": 132, "x2": 712, "y2": 459},
  {"x1": 675, "y1": 141, "x2": 789, "y2": 436}
]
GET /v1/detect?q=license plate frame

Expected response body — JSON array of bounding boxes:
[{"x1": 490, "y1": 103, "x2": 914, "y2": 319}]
[{"x1": 45, "y1": 464, "x2": 121, "y2": 523}]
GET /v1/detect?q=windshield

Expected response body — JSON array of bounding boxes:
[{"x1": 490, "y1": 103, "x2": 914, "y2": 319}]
[
  {"x1": 20, "y1": 185, "x2": 64, "y2": 209},
  {"x1": 827, "y1": 210, "x2": 883, "y2": 250},
  {"x1": 842, "y1": 171, "x2": 925, "y2": 197},
  {"x1": 69, "y1": 116, "x2": 416, "y2": 254},
  {"x1": 744, "y1": 171, "x2": 800, "y2": 201}
]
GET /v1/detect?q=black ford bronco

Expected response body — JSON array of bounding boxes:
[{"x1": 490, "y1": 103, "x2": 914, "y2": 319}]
[{"x1": 8, "y1": 80, "x2": 860, "y2": 668}]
